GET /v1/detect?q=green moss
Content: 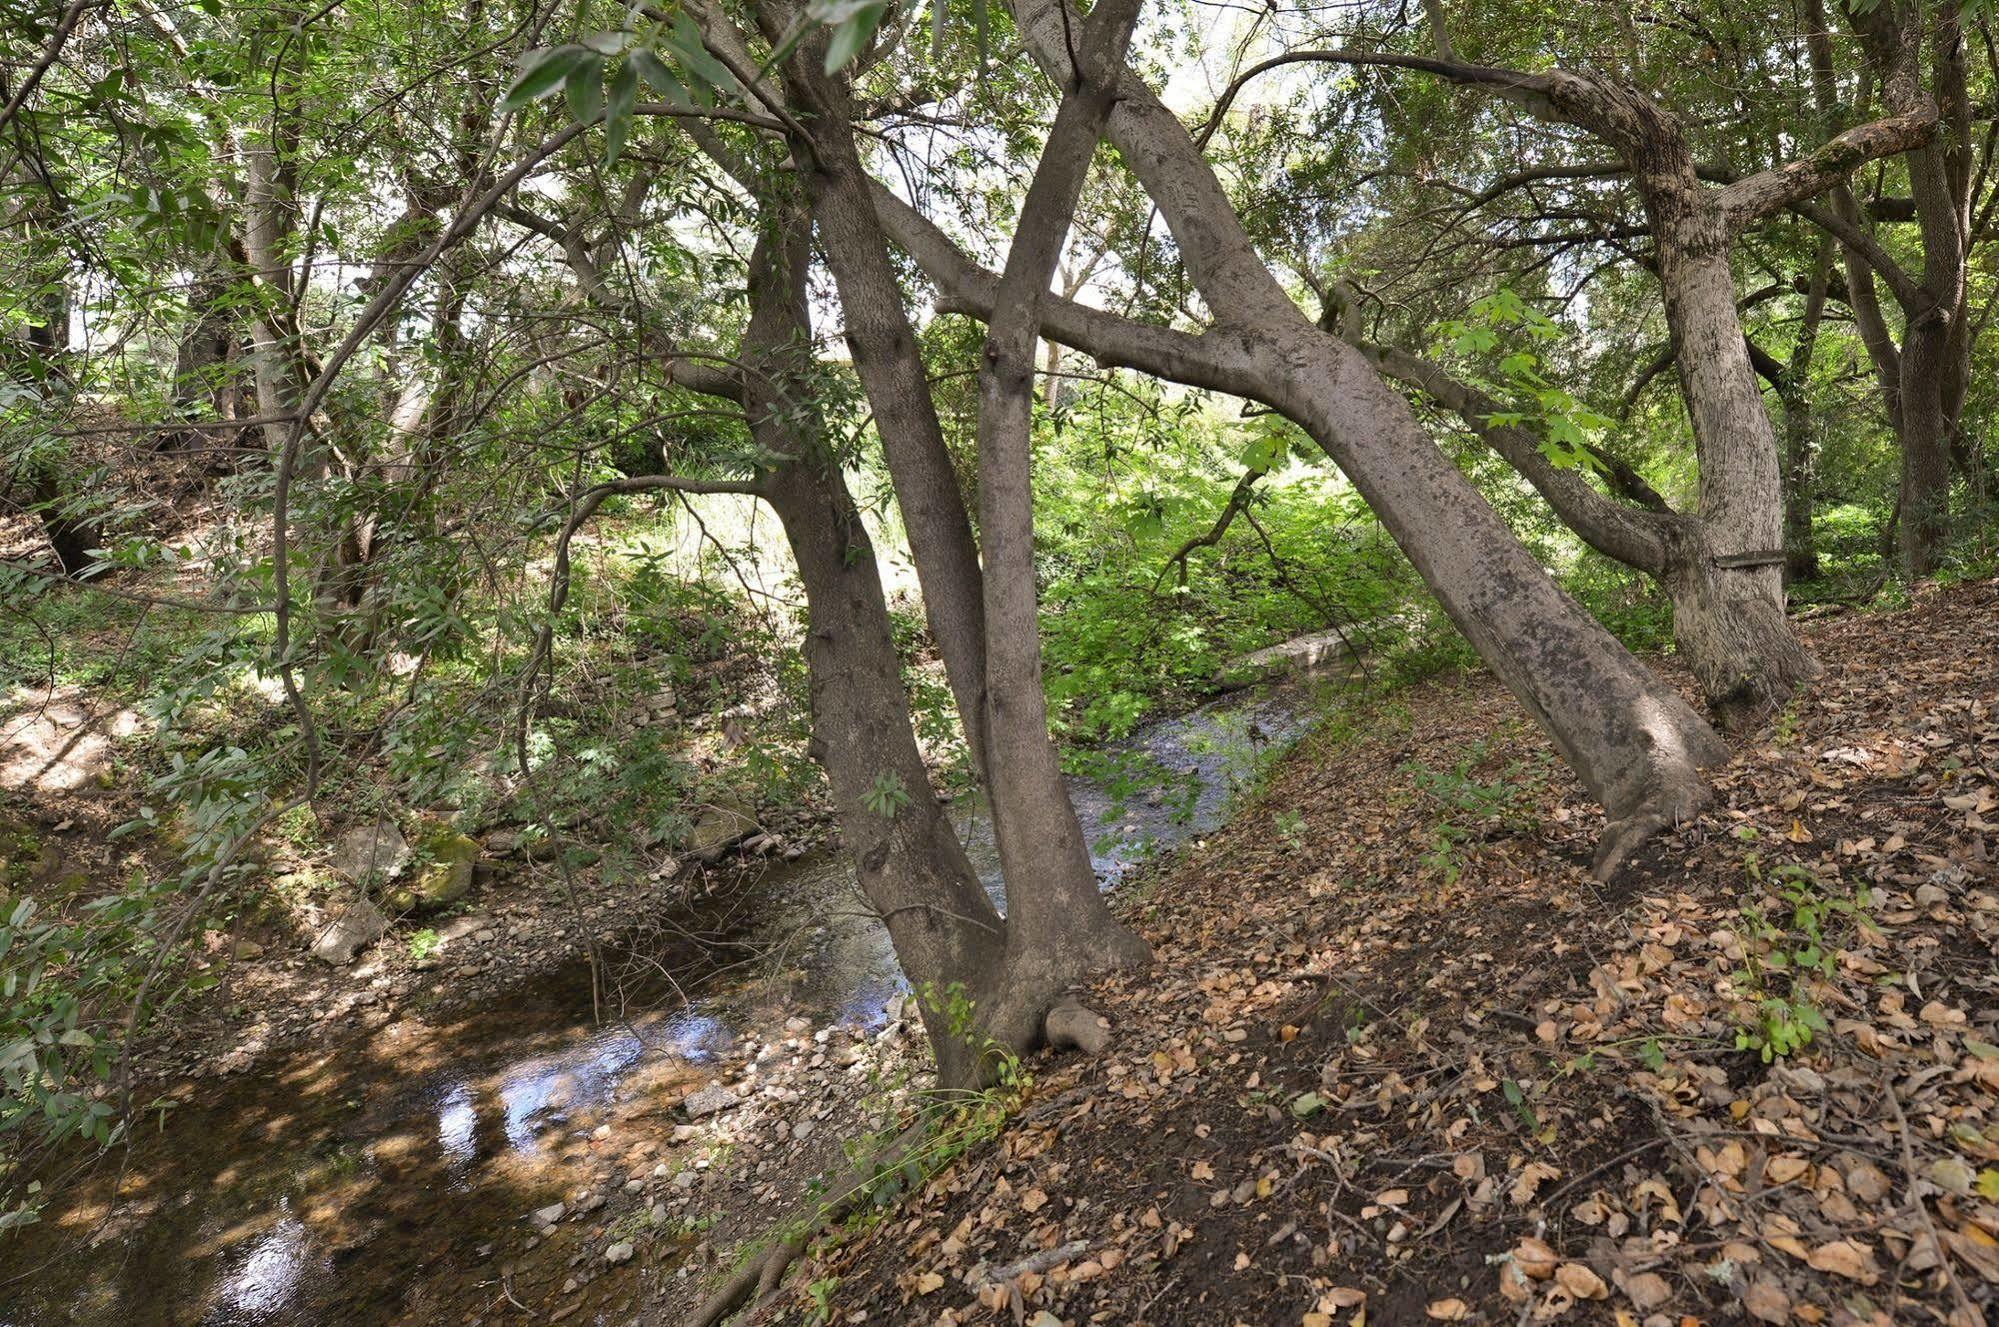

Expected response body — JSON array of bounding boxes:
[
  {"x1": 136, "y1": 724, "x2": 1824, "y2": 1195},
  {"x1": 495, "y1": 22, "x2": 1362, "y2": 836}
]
[{"x1": 386, "y1": 818, "x2": 479, "y2": 911}]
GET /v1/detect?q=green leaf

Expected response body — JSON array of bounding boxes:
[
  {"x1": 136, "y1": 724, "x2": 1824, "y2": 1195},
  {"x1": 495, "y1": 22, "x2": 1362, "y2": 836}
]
[
  {"x1": 501, "y1": 45, "x2": 592, "y2": 113},
  {"x1": 566, "y1": 56, "x2": 606, "y2": 125},
  {"x1": 1239, "y1": 434, "x2": 1282, "y2": 474},
  {"x1": 822, "y1": 1, "x2": 888, "y2": 73},
  {"x1": 628, "y1": 48, "x2": 690, "y2": 104},
  {"x1": 663, "y1": 14, "x2": 739, "y2": 97},
  {"x1": 1290, "y1": 1091, "x2": 1325, "y2": 1118},
  {"x1": 604, "y1": 58, "x2": 639, "y2": 167},
  {"x1": 1977, "y1": 1169, "x2": 1999, "y2": 1200}
]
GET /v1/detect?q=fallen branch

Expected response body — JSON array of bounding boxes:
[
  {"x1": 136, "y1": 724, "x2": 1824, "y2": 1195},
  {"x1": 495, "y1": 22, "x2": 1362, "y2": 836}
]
[
  {"x1": 679, "y1": 1117, "x2": 934, "y2": 1327},
  {"x1": 976, "y1": 1237, "x2": 1093, "y2": 1289}
]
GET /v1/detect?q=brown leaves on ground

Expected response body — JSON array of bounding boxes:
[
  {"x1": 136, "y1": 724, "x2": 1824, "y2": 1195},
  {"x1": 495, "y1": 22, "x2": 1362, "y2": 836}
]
[{"x1": 799, "y1": 579, "x2": 1999, "y2": 1326}]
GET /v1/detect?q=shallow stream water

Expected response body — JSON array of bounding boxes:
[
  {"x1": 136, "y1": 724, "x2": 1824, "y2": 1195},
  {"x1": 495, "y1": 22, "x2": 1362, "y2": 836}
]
[{"x1": 0, "y1": 680, "x2": 1331, "y2": 1327}]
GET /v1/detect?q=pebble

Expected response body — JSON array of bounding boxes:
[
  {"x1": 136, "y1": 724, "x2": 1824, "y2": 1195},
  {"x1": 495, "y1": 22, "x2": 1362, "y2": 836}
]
[
  {"x1": 604, "y1": 1242, "x2": 634, "y2": 1264},
  {"x1": 531, "y1": 1203, "x2": 566, "y2": 1226}
]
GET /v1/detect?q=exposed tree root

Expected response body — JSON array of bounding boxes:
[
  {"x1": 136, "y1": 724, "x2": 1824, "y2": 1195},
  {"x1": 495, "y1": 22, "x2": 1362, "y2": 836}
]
[
  {"x1": 1043, "y1": 996, "x2": 1112, "y2": 1055},
  {"x1": 1590, "y1": 777, "x2": 1711, "y2": 882}
]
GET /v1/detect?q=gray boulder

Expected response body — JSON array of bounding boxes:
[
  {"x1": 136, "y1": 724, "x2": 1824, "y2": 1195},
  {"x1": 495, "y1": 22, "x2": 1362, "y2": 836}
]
[
  {"x1": 311, "y1": 894, "x2": 387, "y2": 964},
  {"x1": 688, "y1": 796, "x2": 758, "y2": 864},
  {"x1": 331, "y1": 819, "x2": 410, "y2": 884}
]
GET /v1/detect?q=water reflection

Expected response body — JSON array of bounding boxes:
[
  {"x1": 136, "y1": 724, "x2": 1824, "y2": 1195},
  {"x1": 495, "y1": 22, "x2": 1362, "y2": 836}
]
[
  {"x1": 205, "y1": 1207, "x2": 327, "y2": 1325},
  {"x1": 1, "y1": 680, "x2": 1331, "y2": 1327}
]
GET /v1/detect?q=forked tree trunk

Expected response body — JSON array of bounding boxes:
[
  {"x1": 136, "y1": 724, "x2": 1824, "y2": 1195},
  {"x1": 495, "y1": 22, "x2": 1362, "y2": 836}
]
[
  {"x1": 969, "y1": 0, "x2": 1152, "y2": 1048},
  {"x1": 790, "y1": 52, "x2": 1149, "y2": 1050},
  {"x1": 743, "y1": 212, "x2": 1043, "y2": 1085}
]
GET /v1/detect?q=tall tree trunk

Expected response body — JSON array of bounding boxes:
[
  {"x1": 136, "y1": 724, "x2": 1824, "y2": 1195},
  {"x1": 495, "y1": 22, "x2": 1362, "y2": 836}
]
[
  {"x1": 1649, "y1": 218, "x2": 1821, "y2": 722},
  {"x1": 744, "y1": 212, "x2": 1010, "y2": 1086},
  {"x1": 793, "y1": 78, "x2": 993, "y2": 778},
  {"x1": 1896, "y1": 318, "x2": 1956, "y2": 575},
  {"x1": 167, "y1": 264, "x2": 236, "y2": 449},
  {"x1": 970, "y1": 0, "x2": 1151, "y2": 1047},
  {"x1": 1780, "y1": 242, "x2": 1834, "y2": 582},
  {"x1": 14, "y1": 279, "x2": 98, "y2": 575}
]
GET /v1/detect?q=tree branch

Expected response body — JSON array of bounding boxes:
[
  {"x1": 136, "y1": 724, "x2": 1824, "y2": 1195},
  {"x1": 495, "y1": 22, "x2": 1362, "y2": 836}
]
[
  {"x1": 1718, "y1": 107, "x2": 1939, "y2": 235},
  {"x1": 1362, "y1": 342, "x2": 1679, "y2": 574}
]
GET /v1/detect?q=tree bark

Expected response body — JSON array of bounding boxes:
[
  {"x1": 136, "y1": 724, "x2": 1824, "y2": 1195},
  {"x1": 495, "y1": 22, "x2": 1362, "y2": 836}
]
[
  {"x1": 970, "y1": 0, "x2": 1151, "y2": 1043},
  {"x1": 1780, "y1": 241, "x2": 1835, "y2": 582},
  {"x1": 743, "y1": 215, "x2": 1010, "y2": 1086},
  {"x1": 1804, "y1": 0, "x2": 1963, "y2": 576},
  {"x1": 790, "y1": 73, "x2": 993, "y2": 779},
  {"x1": 973, "y1": 0, "x2": 1731, "y2": 871}
]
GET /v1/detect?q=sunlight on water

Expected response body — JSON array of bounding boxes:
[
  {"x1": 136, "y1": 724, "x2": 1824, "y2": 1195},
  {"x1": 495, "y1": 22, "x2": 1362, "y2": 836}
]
[{"x1": 205, "y1": 1205, "x2": 324, "y2": 1325}]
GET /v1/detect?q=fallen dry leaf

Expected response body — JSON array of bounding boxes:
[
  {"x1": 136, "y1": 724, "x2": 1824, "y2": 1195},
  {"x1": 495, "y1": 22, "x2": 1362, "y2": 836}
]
[
  {"x1": 1511, "y1": 1161, "x2": 1560, "y2": 1205},
  {"x1": 1554, "y1": 1263, "x2": 1608, "y2": 1299},
  {"x1": 1806, "y1": 1238, "x2": 1879, "y2": 1285}
]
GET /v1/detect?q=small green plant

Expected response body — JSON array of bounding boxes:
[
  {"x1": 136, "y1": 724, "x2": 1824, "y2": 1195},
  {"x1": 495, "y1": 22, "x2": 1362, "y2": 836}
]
[
  {"x1": 860, "y1": 770, "x2": 912, "y2": 818},
  {"x1": 1398, "y1": 742, "x2": 1547, "y2": 882},
  {"x1": 1770, "y1": 701, "x2": 1803, "y2": 746},
  {"x1": 408, "y1": 928, "x2": 441, "y2": 961},
  {"x1": 1731, "y1": 858, "x2": 1872, "y2": 1062},
  {"x1": 804, "y1": 1276, "x2": 840, "y2": 1326},
  {"x1": 1274, "y1": 808, "x2": 1305, "y2": 845}
]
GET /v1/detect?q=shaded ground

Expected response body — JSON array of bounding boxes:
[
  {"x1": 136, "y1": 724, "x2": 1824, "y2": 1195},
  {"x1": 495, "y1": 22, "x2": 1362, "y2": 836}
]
[{"x1": 775, "y1": 579, "x2": 1999, "y2": 1327}]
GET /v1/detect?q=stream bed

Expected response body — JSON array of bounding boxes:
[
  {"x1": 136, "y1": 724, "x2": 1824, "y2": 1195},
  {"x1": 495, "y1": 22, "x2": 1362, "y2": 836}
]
[{"x1": 0, "y1": 679, "x2": 1334, "y2": 1327}]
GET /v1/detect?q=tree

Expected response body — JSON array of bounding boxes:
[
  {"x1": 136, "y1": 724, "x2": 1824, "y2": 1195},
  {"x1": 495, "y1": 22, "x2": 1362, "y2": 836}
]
[{"x1": 867, "y1": 0, "x2": 1731, "y2": 873}]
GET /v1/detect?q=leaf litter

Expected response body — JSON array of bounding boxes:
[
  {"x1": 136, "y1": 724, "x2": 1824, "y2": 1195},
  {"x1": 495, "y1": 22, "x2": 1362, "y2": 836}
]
[{"x1": 794, "y1": 578, "x2": 1999, "y2": 1326}]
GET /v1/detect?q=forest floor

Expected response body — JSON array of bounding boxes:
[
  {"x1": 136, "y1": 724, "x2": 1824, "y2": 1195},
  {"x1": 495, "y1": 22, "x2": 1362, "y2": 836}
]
[{"x1": 762, "y1": 578, "x2": 1999, "y2": 1327}]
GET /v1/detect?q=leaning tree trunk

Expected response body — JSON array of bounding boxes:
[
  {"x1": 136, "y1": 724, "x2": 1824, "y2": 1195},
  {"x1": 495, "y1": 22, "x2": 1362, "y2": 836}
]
[
  {"x1": 997, "y1": 0, "x2": 1728, "y2": 873},
  {"x1": 1270, "y1": 330, "x2": 1729, "y2": 871},
  {"x1": 745, "y1": 214, "x2": 1011, "y2": 1087}
]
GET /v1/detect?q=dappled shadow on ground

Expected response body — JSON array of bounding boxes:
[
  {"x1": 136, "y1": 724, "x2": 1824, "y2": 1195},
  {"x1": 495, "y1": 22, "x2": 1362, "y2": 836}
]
[{"x1": 0, "y1": 954, "x2": 726, "y2": 1327}]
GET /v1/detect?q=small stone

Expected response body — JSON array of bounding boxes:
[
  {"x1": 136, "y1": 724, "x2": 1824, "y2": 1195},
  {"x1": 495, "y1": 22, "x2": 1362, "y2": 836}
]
[
  {"x1": 604, "y1": 1241, "x2": 634, "y2": 1264},
  {"x1": 531, "y1": 1203, "x2": 566, "y2": 1226},
  {"x1": 792, "y1": 1120, "x2": 814, "y2": 1141}
]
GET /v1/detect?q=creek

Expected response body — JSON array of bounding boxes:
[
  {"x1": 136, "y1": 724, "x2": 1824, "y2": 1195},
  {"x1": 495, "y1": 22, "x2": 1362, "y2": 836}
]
[{"x1": 0, "y1": 679, "x2": 1333, "y2": 1326}]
